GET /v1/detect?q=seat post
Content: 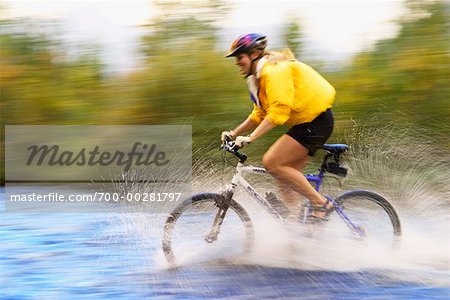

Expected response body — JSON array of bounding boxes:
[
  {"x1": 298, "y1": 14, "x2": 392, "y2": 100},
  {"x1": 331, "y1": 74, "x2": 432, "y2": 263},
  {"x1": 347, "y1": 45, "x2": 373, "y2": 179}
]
[{"x1": 320, "y1": 152, "x2": 333, "y2": 173}]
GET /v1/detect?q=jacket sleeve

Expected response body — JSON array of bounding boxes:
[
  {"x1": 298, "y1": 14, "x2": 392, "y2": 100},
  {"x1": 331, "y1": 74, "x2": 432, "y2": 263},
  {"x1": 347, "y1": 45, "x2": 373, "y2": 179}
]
[
  {"x1": 248, "y1": 104, "x2": 265, "y2": 125},
  {"x1": 263, "y1": 64, "x2": 294, "y2": 126}
]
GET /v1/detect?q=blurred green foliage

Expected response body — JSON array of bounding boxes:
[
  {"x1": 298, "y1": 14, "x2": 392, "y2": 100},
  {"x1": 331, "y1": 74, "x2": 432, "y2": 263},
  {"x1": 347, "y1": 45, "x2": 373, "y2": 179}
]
[
  {"x1": 330, "y1": 0, "x2": 449, "y2": 134},
  {"x1": 1, "y1": 0, "x2": 449, "y2": 184},
  {"x1": 282, "y1": 18, "x2": 304, "y2": 58}
]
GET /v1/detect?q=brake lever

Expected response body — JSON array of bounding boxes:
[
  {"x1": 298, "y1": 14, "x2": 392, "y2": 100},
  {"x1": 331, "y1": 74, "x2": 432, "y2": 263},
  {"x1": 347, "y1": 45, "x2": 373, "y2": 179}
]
[
  {"x1": 220, "y1": 140, "x2": 236, "y2": 152},
  {"x1": 221, "y1": 135, "x2": 231, "y2": 150}
]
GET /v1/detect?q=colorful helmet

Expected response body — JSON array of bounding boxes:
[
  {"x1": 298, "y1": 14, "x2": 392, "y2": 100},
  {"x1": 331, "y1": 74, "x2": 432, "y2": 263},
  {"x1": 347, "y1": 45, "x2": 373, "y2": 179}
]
[{"x1": 226, "y1": 33, "x2": 267, "y2": 58}]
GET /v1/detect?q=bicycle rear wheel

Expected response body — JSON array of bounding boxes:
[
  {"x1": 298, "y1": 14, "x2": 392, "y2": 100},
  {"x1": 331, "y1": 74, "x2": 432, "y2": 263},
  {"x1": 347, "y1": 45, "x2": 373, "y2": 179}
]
[
  {"x1": 327, "y1": 190, "x2": 402, "y2": 249},
  {"x1": 162, "y1": 193, "x2": 254, "y2": 266}
]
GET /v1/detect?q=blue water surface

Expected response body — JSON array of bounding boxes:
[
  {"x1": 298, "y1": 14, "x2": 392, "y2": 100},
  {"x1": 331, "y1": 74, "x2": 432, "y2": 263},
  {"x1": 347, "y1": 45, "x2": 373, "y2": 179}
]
[{"x1": 1, "y1": 187, "x2": 448, "y2": 300}]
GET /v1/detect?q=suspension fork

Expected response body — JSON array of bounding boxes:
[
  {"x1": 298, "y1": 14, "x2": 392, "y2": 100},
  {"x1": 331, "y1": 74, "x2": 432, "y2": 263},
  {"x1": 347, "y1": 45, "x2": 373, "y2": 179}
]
[
  {"x1": 204, "y1": 190, "x2": 234, "y2": 243},
  {"x1": 205, "y1": 175, "x2": 239, "y2": 243},
  {"x1": 205, "y1": 206, "x2": 229, "y2": 243}
]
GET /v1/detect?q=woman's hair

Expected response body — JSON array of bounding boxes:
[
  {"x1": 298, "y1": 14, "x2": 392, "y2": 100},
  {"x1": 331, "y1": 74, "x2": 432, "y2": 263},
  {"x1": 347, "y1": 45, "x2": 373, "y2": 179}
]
[{"x1": 264, "y1": 48, "x2": 296, "y2": 63}]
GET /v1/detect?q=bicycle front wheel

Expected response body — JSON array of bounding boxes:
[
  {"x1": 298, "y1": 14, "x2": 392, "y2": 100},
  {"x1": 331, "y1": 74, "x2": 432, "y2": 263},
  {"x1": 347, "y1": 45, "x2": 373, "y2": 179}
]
[
  {"x1": 329, "y1": 190, "x2": 402, "y2": 249},
  {"x1": 162, "y1": 193, "x2": 254, "y2": 266}
]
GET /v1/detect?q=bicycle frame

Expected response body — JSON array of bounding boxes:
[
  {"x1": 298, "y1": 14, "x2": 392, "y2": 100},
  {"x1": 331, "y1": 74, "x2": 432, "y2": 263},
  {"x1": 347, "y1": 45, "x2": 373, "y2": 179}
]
[
  {"x1": 222, "y1": 161, "x2": 366, "y2": 237},
  {"x1": 305, "y1": 172, "x2": 326, "y2": 191},
  {"x1": 223, "y1": 162, "x2": 327, "y2": 222},
  {"x1": 225, "y1": 162, "x2": 283, "y2": 221}
]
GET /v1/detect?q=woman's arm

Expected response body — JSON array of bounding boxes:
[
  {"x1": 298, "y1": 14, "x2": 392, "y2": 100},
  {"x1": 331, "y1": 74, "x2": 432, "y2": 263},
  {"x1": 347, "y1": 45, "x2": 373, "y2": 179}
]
[
  {"x1": 234, "y1": 118, "x2": 276, "y2": 148},
  {"x1": 232, "y1": 117, "x2": 259, "y2": 136},
  {"x1": 249, "y1": 118, "x2": 276, "y2": 141}
]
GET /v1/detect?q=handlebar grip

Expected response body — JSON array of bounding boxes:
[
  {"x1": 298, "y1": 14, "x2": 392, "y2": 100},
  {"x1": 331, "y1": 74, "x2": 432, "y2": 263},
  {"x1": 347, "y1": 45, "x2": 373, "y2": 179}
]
[
  {"x1": 233, "y1": 149, "x2": 247, "y2": 163},
  {"x1": 221, "y1": 139, "x2": 247, "y2": 163}
]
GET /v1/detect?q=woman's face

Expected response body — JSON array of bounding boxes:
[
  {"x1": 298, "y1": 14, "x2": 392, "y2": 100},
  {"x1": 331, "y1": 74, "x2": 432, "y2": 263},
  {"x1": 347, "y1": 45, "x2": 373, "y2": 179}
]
[{"x1": 235, "y1": 53, "x2": 252, "y2": 76}]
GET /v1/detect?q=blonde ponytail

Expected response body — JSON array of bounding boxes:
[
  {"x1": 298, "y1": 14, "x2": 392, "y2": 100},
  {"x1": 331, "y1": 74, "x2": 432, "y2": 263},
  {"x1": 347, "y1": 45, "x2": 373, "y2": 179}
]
[{"x1": 265, "y1": 48, "x2": 296, "y2": 63}]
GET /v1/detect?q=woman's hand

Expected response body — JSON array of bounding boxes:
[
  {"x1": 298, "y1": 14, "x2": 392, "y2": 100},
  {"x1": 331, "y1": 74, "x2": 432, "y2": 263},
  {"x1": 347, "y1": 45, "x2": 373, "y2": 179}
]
[
  {"x1": 235, "y1": 135, "x2": 252, "y2": 148},
  {"x1": 221, "y1": 130, "x2": 236, "y2": 142}
]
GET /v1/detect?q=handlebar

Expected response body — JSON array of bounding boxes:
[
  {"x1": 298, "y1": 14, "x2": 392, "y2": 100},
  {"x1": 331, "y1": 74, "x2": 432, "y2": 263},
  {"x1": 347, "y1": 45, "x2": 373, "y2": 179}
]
[{"x1": 221, "y1": 136, "x2": 248, "y2": 163}]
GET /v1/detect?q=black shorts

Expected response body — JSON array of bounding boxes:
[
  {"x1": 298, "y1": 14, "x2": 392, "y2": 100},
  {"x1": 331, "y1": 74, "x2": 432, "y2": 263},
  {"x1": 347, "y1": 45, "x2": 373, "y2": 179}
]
[{"x1": 286, "y1": 109, "x2": 334, "y2": 156}]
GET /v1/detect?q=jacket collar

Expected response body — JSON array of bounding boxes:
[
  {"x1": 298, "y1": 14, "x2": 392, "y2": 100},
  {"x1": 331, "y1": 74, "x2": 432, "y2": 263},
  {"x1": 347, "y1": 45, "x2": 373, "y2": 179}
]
[{"x1": 255, "y1": 56, "x2": 267, "y2": 79}]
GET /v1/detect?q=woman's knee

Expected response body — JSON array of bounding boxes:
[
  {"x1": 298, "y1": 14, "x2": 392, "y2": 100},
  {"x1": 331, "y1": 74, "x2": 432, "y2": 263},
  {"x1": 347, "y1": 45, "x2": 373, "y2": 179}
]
[{"x1": 262, "y1": 153, "x2": 281, "y2": 174}]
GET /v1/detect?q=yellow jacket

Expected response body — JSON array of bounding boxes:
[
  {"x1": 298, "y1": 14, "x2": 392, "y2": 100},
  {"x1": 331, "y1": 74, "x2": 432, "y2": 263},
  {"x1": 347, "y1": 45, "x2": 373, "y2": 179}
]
[{"x1": 248, "y1": 59, "x2": 336, "y2": 126}]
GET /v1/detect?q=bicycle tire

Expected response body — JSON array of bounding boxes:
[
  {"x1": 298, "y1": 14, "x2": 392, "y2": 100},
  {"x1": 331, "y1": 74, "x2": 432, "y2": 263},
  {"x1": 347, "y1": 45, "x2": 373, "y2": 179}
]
[
  {"x1": 332, "y1": 190, "x2": 402, "y2": 248},
  {"x1": 162, "y1": 193, "x2": 254, "y2": 266}
]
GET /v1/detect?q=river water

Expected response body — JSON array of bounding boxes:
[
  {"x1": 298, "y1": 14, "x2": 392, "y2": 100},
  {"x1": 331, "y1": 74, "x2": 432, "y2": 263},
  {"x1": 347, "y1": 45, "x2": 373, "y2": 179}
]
[{"x1": 1, "y1": 183, "x2": 449, "y2": 299}]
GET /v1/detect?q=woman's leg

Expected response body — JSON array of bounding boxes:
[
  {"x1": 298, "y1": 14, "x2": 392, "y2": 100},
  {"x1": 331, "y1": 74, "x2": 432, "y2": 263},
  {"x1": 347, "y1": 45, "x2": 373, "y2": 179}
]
[
  {"x1": 274, "y1": 158, "x2": 307, "y2": 213},
  {"x1": 263, "y1": 134, "x2": 331, "y2": 218}
]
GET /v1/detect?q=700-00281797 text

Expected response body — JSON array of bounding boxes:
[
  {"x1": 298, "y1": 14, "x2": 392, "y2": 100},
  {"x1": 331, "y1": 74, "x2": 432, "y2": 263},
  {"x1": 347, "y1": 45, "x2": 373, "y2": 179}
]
[{"x1": 9, "y1": 192, "x2": 182, "y2": 202}]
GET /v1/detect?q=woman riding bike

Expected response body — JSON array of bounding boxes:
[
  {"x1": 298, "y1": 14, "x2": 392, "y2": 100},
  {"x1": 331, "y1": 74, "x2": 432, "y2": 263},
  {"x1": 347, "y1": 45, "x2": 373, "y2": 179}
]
[{"x1": 222, "y1": 33, "x2": 336, "y2": 221}]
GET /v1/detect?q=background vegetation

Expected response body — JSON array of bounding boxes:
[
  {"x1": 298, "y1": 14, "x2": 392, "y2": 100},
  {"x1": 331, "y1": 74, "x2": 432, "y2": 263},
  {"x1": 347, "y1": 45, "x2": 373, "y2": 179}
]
[{"x1": 1, "y1": 0, "x2": 449, "y2": 185}]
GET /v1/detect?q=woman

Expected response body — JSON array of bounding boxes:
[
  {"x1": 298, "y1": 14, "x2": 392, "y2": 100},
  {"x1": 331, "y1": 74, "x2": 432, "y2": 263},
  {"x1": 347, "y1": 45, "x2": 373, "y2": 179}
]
[{"x1": 222, "y1": 33, "x2": 335, "y2": 221}]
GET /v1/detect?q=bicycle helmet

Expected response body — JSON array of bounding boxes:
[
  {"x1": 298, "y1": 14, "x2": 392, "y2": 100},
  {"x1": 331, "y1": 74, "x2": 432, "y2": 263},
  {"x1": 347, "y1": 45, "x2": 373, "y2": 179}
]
[{"x1": 226, "y1": 33, "x2": 267, "y2": 58}]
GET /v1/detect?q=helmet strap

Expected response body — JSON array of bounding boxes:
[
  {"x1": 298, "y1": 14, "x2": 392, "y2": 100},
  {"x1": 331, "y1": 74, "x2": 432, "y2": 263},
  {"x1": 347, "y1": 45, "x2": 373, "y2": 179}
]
[{"x1": 247, "y1": 55, "x2": 262, "y2": 77}]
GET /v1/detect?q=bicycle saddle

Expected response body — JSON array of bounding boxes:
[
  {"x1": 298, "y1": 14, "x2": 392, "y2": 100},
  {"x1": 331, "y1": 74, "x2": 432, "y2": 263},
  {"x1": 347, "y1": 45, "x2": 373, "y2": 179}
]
[{"x1": 322, "y1": 144, "x2": 349, "y2": 154}]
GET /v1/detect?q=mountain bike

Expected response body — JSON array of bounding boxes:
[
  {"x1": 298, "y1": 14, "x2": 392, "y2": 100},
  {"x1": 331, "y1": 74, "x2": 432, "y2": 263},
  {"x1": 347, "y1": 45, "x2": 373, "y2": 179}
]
[{"x1": 162, "y1": 139, "x2": 402, "y2": 265}]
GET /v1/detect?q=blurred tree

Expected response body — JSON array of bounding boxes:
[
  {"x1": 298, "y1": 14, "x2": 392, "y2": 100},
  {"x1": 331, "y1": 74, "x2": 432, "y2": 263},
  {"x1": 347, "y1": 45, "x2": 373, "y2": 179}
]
[
  {"x1": 331, "y1": 0, "x2": 449, "y2": 144},
  {"x1": 136, "y1": 0, "x2": 247, "y2": 128},
  {"x1": 282, "y1": 18, "x2": 304, "y2": 58},
  {"x1": 0, "y1": 18, "x2": 108, "y2": 184},
  {"x1": 0, "y1": 19, "x2": 107, "y2": 124},
  {"x1": 141, "y1": 0, "x2": 229, "y2": 57}
]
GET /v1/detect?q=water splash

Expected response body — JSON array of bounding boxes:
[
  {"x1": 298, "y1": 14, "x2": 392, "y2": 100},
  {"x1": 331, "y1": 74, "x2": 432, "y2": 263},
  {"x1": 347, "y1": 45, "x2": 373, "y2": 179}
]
[{"x1": 107, "y1": 123, "x2": 450, "y2": 293}]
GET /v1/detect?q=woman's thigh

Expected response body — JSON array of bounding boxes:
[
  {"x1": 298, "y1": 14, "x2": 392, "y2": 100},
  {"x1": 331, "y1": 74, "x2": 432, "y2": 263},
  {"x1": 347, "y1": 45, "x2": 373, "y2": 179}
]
[{"x1": 263, "y1": 134, "x2": 309, "y2": 170}]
